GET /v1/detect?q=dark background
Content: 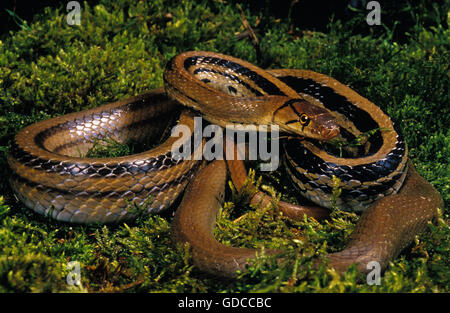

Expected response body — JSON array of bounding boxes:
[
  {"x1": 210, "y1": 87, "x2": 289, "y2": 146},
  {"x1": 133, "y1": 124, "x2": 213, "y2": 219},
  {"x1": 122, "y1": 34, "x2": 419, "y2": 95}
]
[{"x1": 1, "y1": 0, "x2": 448, "y2": 42}]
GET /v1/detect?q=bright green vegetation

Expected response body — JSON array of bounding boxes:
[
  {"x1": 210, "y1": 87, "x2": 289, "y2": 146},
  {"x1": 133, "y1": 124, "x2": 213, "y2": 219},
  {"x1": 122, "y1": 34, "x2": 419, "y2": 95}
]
[{"x1": 0, "y1": 0, "x2": 448, "y2": 292}]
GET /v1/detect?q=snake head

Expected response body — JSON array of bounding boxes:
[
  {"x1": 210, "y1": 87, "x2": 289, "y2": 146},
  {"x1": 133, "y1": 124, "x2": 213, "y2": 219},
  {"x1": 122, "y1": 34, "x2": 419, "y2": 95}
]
[{"x1": 273, "y1": 99, "x2": 339, "y2": 140}]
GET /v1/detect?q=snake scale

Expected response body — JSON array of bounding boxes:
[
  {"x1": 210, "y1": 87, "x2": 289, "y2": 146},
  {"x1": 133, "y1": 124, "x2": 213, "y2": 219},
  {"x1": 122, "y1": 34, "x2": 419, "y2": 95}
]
[{"x1": 8, "y1": 51, "x2": 443, "y2": 278}]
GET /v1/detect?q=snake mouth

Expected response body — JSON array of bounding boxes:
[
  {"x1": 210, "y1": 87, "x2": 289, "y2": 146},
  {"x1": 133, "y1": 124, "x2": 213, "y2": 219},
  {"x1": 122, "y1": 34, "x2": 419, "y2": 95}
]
[
  {"x1": 315, "y1": 113, "x2": 340, "y2": 140},
  {"x1": 320, "y1": 125, "x2": 340, "y2": 140}
]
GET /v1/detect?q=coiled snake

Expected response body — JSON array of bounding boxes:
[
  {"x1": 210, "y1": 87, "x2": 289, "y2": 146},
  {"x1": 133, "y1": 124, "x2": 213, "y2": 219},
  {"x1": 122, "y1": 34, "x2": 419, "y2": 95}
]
[{"x1": 8, "y1": 51, "x2": 443, "y2": 278}]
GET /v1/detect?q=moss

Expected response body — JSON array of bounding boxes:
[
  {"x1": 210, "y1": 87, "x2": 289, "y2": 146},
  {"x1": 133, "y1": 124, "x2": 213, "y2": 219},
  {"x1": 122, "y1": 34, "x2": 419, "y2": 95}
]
[{"x1": 0, "y1": 0, "x2": 448, "y2": 292}]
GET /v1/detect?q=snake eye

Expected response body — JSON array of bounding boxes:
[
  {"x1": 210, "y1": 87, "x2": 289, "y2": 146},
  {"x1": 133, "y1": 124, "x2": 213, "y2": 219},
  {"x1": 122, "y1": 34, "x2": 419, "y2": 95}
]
[{"x1": 299, "y1": 113, "x2": 310, "y2": 126}]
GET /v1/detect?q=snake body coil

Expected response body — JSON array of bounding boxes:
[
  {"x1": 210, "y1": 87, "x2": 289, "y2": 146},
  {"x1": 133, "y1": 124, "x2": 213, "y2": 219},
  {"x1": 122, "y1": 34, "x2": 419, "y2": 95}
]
[
  {"x1": 274, "y1": 69, "x2": 409, "y2": 211},
  {"x1": 8, "y1": 90, "x2": 203, "y2": 223},
  {"x1": 8, "y1": 51, "x2": 443, "y2": 277}
]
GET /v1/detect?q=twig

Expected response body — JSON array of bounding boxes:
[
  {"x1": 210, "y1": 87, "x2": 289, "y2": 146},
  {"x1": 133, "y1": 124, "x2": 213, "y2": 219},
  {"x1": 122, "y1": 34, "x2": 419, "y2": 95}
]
[{"x1": 236, "y1": 4, "x2": 259, "y2": 45}]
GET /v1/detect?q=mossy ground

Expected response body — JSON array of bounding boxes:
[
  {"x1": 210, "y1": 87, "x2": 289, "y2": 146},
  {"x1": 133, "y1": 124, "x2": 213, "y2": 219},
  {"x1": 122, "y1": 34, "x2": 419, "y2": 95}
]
[{"x1": 0, "y1": 0, "x2": 448, "y2": 292}]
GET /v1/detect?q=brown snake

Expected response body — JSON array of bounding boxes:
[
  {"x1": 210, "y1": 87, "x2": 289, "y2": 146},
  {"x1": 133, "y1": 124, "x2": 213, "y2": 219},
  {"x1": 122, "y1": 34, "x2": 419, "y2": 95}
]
[{"x1": 8, "y1": 51, "x2": 443, "y2": 278}]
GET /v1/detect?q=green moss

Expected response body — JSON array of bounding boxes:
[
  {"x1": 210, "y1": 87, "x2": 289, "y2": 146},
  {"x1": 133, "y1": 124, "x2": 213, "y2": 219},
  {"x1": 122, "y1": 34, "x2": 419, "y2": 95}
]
[{"x1": 0, "y1": 0, "x2": 448, "y2": 292}]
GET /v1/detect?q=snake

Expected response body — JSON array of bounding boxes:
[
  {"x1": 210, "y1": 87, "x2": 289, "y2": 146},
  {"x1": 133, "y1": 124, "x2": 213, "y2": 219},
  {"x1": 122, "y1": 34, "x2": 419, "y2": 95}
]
[{"x1": 8, "y1": 51, "x2": 443, "y2": 278}]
